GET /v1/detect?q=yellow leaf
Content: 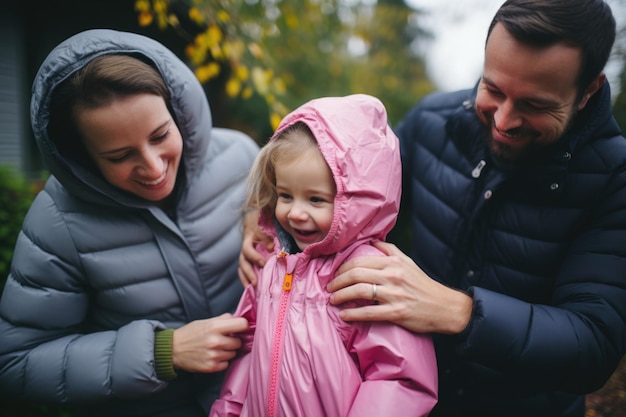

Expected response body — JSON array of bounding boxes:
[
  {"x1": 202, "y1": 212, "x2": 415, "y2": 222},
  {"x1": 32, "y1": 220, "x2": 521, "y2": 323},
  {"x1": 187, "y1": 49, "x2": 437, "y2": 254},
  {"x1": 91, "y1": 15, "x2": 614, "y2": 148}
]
[
  {"x1": 134, "y1": 0, "x2": 150, "y2": 12},
  {"x1": 194, "y1": 33, "x2": 205, "y2": 49},
  {"x1": 217, "y1": 10, "x2": 230, "y2": 23},
  {"x1": 195, "y1": 62, "x2": 220, "y2": 83},
  {"x1": 272, "y1": 78, "x2": 286, "y2": 95},
  {"x1": 285, "y1": 13, "x2": 299, "y2": 28},
  {"x1": 270, "y1": 113, "x2": 283, "y2": 131},
  {"x1": 167, "y1": 13, "x2": 179, "y2": 27},
  {"x1": 153, "y1": 0, "x2": 167, "y2": 14},
  {"x1": 226, "y1": 78, "x2": 242, "y2": 98},
  {"x1": 138, "y1": 11, "x2": 153, "y2": 26},
  {"x1": 188, "y1": 7, "x2": 204, "y2": 24},
  {"x1": 186, "y1": 44, "x2": 207, "y2": 66},
  {"x1": 206, "y1": 25, "x2": 223, "y2": 48},
  {"x1": 242, "y1": 87, "x2": 253, "y2": 99},
  {"x1": 211, "y1": 45, "x2": 223, "y2": 60},
  {"x1": 158, "y1": 14, "x2": 168, "y2": 29},
  {"x1": 236, "y1": 66, "x2": 249, "y2": 81},
  {"x1": 252, "y1": 67, "x2": 270, "y2": 94},
  {"x1": 226, "y1": 40, "x2": 244, "y2": 60}
]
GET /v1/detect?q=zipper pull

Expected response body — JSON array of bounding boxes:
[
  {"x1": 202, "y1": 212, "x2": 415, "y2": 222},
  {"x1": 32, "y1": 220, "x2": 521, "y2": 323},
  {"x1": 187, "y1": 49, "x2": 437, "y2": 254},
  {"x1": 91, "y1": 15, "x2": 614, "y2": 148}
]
[
  {"x1": 283, "y1": 273, "x2": 293, "y2": 291},
  {"x1": 277, "y1": 249, "x2": 292, "y2": 290},
  {"x1": 472, "y1": 160, "x2": 487, "y2": 178}
]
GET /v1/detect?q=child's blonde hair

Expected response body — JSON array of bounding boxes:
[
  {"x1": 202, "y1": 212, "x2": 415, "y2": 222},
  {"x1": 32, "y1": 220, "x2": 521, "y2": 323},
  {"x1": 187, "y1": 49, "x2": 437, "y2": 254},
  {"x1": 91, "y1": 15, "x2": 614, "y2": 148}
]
[{"x1": 245, "y1": 122, "x2": 319, "y2": 217}]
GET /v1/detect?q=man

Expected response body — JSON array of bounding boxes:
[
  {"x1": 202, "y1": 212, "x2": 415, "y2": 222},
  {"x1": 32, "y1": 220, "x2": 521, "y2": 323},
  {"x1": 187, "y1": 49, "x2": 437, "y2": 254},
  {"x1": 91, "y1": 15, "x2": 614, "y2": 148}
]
[{"x1": 242, "y1": 1, "x2": 626, "y2": 416}]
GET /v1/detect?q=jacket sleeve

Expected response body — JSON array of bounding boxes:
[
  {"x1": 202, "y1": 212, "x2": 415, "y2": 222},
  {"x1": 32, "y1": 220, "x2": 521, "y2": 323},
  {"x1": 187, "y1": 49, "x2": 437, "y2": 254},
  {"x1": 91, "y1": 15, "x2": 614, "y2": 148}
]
[
  {"x1": 346, "y1": 321, "x2": 438, "y2": 417},
  {"x1": 209, "y1": 281, "x2": 258, "y2": 417},
  {"x1": 339, "y1": 246, "x2": 438, "y2": 417},
  {"x1": 0, "y1": 191, "x2": 168, "y2": 403},
  {"x1": 458, "y1": 167, "x2": 626, "y2": 394}
]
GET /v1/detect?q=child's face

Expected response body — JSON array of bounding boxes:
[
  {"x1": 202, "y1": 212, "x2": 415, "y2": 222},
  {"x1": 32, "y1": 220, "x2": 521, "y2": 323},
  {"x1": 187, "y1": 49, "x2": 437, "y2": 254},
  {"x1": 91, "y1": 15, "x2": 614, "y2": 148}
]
[
  {"x1": 274, "y1": 144, "x2": 336, "y2": 251},
  {"x1": 76, "y1": 93, "x2": 183, "y2": 202}
]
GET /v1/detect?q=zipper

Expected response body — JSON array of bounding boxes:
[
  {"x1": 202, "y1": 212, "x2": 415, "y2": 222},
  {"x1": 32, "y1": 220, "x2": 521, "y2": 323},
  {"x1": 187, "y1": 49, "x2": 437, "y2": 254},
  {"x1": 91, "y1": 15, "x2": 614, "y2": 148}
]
[
  {"x1": 267, "y1": 250, "x2": 294, "y2": 417},
  {"x1": 471, "y1": 159, "x2": 487, "y2": 178}
]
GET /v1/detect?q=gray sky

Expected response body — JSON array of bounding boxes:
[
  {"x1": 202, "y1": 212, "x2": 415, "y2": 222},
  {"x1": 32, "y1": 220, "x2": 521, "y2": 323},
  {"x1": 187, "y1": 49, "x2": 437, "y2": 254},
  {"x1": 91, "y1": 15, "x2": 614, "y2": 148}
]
[{"x1": 406, "y1": 0, "x2": 625, "y2": 94}]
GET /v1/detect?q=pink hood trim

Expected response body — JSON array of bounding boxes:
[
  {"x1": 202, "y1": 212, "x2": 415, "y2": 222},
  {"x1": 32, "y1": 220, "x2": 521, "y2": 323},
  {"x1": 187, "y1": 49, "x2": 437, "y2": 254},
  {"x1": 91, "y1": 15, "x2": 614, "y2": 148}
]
[{"x1": 263, "y1": 94, "x2": 401, "y2": 257}]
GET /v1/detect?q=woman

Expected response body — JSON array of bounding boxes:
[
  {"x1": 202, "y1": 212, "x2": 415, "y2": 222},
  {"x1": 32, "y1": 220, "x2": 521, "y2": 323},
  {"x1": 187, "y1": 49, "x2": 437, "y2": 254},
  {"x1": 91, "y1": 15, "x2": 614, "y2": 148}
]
[{"x1": 0, "y1": 29, "x2": 258, "y2": 417}]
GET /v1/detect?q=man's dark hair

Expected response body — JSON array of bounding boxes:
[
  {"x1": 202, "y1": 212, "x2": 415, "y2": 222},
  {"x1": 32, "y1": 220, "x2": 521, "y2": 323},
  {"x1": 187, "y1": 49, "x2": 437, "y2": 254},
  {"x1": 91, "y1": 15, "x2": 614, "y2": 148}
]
[{"x1": 487, "y1": 0, "x2": 616, "y2": 99}]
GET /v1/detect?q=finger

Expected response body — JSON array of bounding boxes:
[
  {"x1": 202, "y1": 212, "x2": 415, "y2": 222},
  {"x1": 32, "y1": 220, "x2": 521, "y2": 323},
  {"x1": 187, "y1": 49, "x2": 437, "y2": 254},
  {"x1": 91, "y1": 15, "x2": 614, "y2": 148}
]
[
  {"x1": 242, "y1": 239, "x2": 266, "y2": 268},
  {"x1": 204, "y1": 351, "x2": 237, "y2": 373},
  {"x1": 260, "y1": 232, "x2": 275, "y2": 252},
  {"x1": 238, "y1": 266, "x2": 251, "y2": 287},
  {"x1": 335, "y1": 253, "x2": 388, "y2": 276},
  {"x1": 329, "y1": 282, "x2": 376, "y2": 305},
  {"x1": 328, "y1": 261, "x2": 382, "y2": 293},
  {"x1": 238, "y1": 253, "x2": 257, "y2": 287},
  {"x1": 209, "y1": 361, "x2": 230, "y2": 373},
  {"x1": 371, "y1": 240, "x2": 400, "y2": 256},
  {"x1": 217, "y1": 317, "x2": 249, "y2": 334},
  {"x1": 216, "y1": 334, "x2": 243, "y2": 351},
  {"x1": 338, "y1": 304, "x2": 388, "y2": 323}
]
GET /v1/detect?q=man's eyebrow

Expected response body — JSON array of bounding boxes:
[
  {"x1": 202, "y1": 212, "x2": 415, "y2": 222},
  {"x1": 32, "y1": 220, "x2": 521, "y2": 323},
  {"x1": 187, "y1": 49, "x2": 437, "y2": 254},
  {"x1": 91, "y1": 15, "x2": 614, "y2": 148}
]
[{"x1": 482, "y1": 76, "x2": 561, "y2": 107}]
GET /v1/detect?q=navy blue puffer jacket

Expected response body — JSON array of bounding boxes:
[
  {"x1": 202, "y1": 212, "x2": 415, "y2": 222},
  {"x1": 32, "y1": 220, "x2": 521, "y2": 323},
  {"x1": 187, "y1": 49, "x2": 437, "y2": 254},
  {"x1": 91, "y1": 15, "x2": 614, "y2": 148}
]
[{"x1": 395, "y1": 83, "x2": 626, "y2": 417}]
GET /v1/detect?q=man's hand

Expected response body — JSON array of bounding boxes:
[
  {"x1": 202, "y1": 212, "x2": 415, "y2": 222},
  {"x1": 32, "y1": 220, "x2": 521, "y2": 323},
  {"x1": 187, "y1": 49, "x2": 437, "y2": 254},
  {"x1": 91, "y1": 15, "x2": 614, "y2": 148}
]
[
  {"x1": 238, "y1": 210, "x2": 273, "y2": 287},
  {"x1": 327, "y1": 241, "x2": 473, "y2": 335}
]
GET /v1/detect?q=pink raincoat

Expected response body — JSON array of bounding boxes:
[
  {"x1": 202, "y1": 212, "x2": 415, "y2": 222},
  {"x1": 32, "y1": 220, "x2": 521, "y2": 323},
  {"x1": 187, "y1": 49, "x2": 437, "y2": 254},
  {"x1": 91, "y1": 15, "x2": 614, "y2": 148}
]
[{"x1": 210, "y1": 94, "x2": 438, "y2": 417}]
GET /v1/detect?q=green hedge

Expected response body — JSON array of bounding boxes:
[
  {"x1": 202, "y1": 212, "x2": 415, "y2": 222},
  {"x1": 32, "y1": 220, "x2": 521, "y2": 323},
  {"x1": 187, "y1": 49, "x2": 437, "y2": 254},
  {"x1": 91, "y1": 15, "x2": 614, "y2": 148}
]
[
  {"x1": 0, "y1": 167, "x2": 77, "y2": 415},
  {"x1": 0, "y1": 165, "x2": 38, "y2": 293}
]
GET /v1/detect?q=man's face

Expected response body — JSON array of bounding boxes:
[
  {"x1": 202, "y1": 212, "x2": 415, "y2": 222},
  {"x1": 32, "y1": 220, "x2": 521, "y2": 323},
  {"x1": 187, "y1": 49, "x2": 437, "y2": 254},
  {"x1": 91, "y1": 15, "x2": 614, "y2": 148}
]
[{"x1": 475, "y1": 23, "x2": 593, "y2": 163}]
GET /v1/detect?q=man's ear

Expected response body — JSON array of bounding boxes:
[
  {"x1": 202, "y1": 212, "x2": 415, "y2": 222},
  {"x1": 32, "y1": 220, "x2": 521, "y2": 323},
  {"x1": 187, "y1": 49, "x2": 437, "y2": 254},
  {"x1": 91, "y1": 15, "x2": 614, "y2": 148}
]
[{"x1": 577, "y1": 73, "x2": 606, "y2": 110}]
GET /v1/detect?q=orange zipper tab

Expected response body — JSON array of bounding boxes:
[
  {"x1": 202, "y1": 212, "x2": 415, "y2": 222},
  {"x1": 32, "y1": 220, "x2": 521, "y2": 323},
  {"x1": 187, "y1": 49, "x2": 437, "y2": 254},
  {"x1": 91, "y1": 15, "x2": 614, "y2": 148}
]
[{"x1": 282, "y1": 273, "x2": 293, "y2": 291}]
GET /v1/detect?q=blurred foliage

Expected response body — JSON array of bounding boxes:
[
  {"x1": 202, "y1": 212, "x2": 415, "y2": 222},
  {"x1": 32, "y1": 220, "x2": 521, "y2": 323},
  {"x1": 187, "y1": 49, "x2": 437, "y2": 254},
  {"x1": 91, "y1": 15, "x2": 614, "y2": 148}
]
[
  {"x1": 586, "y1": 355, "x2": 626, "y2": 417},
  {"x1": 0, "y1": 166, "x2": 38, "y2": 294},
  {"x1": 134, "y1": 0, "x2": 435, "y2": 142}
]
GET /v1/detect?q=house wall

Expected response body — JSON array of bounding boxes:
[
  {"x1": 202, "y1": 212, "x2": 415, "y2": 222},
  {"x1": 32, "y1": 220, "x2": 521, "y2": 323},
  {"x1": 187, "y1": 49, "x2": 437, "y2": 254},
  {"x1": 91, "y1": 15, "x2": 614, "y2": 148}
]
[
  {"x1": 0, "y1": 6, "x2": 27, "y2": 171},
  {"x1": 3, "y1": 0, "x2": 188, "y2": 176}
]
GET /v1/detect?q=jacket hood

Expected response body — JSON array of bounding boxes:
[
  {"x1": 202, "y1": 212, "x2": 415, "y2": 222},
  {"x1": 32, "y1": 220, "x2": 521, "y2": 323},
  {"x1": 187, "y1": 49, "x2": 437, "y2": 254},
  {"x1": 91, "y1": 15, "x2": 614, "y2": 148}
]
[
  {"x1": 31, "y1": 29, "x2": 213, "y2": 207},
  {"x1": 264, "y1": 94, "x2": 402, "y2": 257}
]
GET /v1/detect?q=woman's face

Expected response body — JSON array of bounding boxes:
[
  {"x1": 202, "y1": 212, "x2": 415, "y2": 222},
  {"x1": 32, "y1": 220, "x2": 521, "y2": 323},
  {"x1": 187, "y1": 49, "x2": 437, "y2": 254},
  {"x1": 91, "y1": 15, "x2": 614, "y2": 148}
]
[{"x1": 75, "y1": 93, "x2": 183, "y2": 202}]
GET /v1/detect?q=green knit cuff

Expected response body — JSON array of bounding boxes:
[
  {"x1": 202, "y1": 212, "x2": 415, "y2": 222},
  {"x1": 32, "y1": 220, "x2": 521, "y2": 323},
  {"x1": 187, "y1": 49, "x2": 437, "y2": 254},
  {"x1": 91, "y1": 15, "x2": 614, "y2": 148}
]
[{"x1": 154, "y1": 329, "x2": 178, "y2": 381}]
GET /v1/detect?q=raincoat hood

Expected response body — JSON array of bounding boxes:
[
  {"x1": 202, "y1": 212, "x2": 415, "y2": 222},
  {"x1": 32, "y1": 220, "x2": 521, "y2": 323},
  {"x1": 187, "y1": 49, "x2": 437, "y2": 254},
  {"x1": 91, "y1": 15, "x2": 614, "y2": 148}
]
[
  {"x1": 31, "y1": 29, "x2": 212, "y2": 208},
  {"x1": 263, "y1": 94, "x2": 402, "y2": 257}
]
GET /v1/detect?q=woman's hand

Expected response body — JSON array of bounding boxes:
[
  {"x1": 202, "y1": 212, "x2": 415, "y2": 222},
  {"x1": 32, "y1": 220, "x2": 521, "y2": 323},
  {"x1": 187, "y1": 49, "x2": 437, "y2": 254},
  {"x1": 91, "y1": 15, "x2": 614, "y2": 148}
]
[
  {"x1": 238, "y1": 210, "x2": 273, "y2": 287},
  {"x1": 327, "y1": 241, "x2": 473, "y2": 335},
  {"x1": 172, "y1": 313, "x2": 249, "y2": 373}
]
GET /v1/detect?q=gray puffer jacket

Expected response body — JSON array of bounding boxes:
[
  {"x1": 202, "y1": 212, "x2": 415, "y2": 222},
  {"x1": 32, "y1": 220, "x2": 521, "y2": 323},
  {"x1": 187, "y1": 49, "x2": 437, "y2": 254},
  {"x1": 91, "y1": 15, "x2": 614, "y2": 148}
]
[{"x1": 0, "y1": 29, "x2": 259, "y2": 417}]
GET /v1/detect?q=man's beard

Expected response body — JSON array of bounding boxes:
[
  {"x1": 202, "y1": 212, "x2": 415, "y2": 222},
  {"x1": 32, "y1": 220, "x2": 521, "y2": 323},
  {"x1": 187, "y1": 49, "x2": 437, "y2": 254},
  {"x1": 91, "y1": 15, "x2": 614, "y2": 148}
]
[
  {"x1": 482, "y1": 113, "x2": 577, "y2": 165},
  {"x1": 483, "y1": 129, "x2": 539, "y2": 164}
]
